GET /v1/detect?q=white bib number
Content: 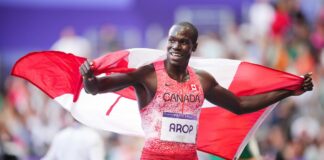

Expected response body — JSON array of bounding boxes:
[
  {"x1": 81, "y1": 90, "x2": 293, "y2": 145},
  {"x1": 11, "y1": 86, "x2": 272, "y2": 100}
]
[{"x1": 160, "y1": 112, "x2": 197, "y2": 144}]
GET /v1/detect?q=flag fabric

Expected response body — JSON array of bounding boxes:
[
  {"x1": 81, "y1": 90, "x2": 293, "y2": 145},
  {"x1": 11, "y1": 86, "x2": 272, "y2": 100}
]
[{"x1": 11, "y1": 48, "x2": 303, "y2": 159}]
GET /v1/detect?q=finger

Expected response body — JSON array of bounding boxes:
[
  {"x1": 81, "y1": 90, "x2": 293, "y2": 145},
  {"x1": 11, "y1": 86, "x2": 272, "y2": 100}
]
[
  {"x1": 86, "y1": 59, "x2": 91, "y2": 66},
  {"x1": 79, "y1": 63, "x2": 85, "y2": 74},
  {"x1": 303, "y1": 77, "x2": 313, "y2": 84},
  {"x1": 304, "y1": 82, "x2": 312, "y2": 88},
  {"x1": 82, "y1": 61, "x2": 92, "y2": 75},
  {"x1": 302, "y1": 85, "x2": 313, "y2": 90},
  {"x1": 84, "y1": 60, "x2": 91, "y2": 71},
  {"x1": 304, "y1": 72, "x2": 313, "y2": 78},
  {"x1": 80, "y1": 64, "x2": 87, "y2": 76},
  {"x1": 302, "y1": 84, "x2": 314, "y2": 91},
  {"x1": 304, "y1": 77, "x2": 312, "y2": 83},
  {"x1": 302, "y1": 84, "x2": 314, "y2": 88},
  {"x1": 302, "y1": 82, "x2": 314, "y2": 87}
]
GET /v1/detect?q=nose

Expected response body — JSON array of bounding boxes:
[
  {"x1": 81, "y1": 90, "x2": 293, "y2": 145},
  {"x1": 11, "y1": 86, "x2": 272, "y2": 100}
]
[{"x1": 172, "y1": 41, "x2": 181, "y2": 50}]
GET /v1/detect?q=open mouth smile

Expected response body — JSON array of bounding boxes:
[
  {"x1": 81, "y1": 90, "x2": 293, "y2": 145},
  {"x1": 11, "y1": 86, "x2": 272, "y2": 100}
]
[{"x1": 170, "y1": 52, "x2": 183, "y2": 58}]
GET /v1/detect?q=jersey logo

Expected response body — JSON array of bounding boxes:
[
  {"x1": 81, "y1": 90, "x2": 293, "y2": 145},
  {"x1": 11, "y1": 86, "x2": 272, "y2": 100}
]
[{"x1": 190, "y1": 84, "x2": 197, "y2": 91}]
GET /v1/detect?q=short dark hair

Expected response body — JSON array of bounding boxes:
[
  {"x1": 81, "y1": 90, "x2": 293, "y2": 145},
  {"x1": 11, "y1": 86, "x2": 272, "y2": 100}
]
[{"x1": 175, "y1": 21, "x2": 198, "y2": 43}]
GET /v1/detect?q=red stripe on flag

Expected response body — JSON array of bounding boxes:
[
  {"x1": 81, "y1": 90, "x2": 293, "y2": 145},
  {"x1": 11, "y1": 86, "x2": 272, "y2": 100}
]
[
  {"x1": 106, "y1": 96, "x2": 122, "y2": 116},
  {"x1": 229, "y1": 62, "x2": 303, "y2": 95},
  {"x1": 11, "y1": 51, "x2": 86, "y2": 99},
  {"x1": 92, "y1": 50, "x2": 137, "y2": 100},
  {"x1": 93, "y1": 50, "x2": 134, "y2": 75},
  {"x1": 197, "y1": 62, "x2": 303, "y2": 159}
]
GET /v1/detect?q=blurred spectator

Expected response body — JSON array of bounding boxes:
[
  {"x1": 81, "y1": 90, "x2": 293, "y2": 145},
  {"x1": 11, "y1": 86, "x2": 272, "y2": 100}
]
[
  {"x1": 27, "y1": 97, "x2": 69, "y2": 157},
  {"x1": 145, "y1": 23, "x2": 165, "y2": 49},
  {"x1": 122, "y1": 27, "x2": 142, "y2": 49},
  {"x1": 238, "y1": 24, "x2": 264, "y2": 64},
  {"x1": 41, "y1": 120, "x2": 105, "y2": 160},
  {"x1": 310, "y1": 8, "x2": 324, "y2": 64},
  {"x1": 98, "y1": 24, "x2": 122, "y2": 54},
  {"x1": 157, "y1": 37, "x2": 168, "y2": 51},
  {"x1": 223, "y1": 24, "x2": 246, "y2": 60},
  {"x1": 2, "y1": 78, "x2": 30, "y2": 159},
  {"x1": 271, "y1": 0, "x2": 291, "y2": 40},
  {"x1": 248, "y1": 0, "x2": 275, "y2": 39},
  {"x1": 51, "y1": 26, "x2": 92, "y2": 58},
  {"x1": 195, "y1": 33, "x2": 226, "y2": 58},
  {"x1": 0, "y1": 119, "x2": 19, "y2": 160},
  {"x1": 291, "y1": 116, "x2": 320, "y2": 144},
  {"x1": 107, "y1": 135, "x2": 143, "y2": 160}
]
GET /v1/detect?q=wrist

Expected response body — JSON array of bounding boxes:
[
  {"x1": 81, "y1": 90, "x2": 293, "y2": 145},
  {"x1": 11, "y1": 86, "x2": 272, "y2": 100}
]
[
  {"x1": 293, "y1": 89, "x2": 304, "y2": 96},
  {"x1": 82, "y1": 76, "x2": 99, "y2": 95}
]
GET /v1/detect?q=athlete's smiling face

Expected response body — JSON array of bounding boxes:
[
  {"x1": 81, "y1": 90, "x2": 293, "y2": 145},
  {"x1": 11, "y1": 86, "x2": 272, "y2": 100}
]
[{"x1": 166, "y1": 25, "x2": 197, "y2": 67}]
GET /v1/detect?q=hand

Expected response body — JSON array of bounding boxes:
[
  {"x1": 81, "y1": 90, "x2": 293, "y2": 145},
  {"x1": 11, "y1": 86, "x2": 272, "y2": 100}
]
[
  {"x1": 79, "y1": 60, "x2": 95, "y2": 81},
  {"x1": 294, "y1": 72, "x2": 313, "y2": 95},
  {"x1": 79, "y1": 60, "x2": 99, "y2": 95}
]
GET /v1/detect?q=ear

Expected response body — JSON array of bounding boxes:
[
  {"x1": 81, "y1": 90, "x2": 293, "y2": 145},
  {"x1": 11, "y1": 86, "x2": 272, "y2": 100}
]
[{"x1": 192, "y1": 42, "x2": 198, "y2": 52}]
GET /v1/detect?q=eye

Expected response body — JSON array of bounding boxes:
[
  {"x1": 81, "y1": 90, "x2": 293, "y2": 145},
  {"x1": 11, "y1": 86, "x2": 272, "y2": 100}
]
[
  {"x1": 180, "y1": 39, "x2": 189, "y2": 45},
  {"x1": 168, "y1": 39, "x2": 175, "y2": 43}
]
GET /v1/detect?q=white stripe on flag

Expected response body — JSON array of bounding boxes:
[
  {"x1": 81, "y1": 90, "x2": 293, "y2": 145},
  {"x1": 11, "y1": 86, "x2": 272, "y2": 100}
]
[
  {"x1": 127, "y1": 48, "x2": 165, "y2": 68},
  {"x1": 55, "y1": 90, "x2": 145, "y2": 136},
  {"x1": 189, "y1": 58, "x2": 241, "y2": 108}
]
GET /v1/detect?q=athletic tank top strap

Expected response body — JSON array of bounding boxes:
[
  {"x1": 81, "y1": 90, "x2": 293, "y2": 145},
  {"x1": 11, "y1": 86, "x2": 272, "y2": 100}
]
[
  {"x1": 153, "y1": 60, "x2": 165, "y2": 71},
  {"x1": 153, "y1": 60, "x2": 170, "y2": 89},
  {"x1": 153, "y1": 60, "x2": 201, "y2": 88},
  {"x1": 186, "y1": 65, "x2": 200, "y2": 86}
]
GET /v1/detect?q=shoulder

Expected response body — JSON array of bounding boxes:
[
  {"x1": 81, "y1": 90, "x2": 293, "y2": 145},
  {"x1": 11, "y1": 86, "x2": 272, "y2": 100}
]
[
  {"x1": 137, "y1": 63, "x2": 155, "y2": 72},
  {"x1": 193, "y1": 68, "x2": 216, "y2": 83},
  {"x1": 193, "y1": 68, "x2": 218, "y2": 93},
  {"x1": 133, "y1": 64, "x2": 155, "y2": 77},
  {"x1": 130, "y1": 63, "x2": 156, "y2": 83}
]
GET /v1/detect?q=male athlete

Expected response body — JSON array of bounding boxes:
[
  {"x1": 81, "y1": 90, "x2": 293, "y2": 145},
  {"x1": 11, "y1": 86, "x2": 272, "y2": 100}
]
[{"x1": 80, "y1": 22, "x2": 313, "y2": 160}]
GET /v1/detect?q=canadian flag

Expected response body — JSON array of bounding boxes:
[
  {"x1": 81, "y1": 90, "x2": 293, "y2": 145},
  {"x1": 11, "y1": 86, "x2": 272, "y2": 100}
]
[{"x1": 11, "y1": 48, "x2": 303, "y2": 159}]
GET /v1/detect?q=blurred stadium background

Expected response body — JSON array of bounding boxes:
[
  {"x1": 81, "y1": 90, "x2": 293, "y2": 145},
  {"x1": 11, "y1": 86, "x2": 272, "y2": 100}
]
[{"x1": 1, "y1": 0, "x2": 324, "y2": 159}]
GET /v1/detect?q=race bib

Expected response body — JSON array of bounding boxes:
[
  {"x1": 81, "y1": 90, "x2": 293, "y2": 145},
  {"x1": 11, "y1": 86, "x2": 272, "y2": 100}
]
[{"x1": 160, "y1": 112, "x2": 198, "y2": 144}]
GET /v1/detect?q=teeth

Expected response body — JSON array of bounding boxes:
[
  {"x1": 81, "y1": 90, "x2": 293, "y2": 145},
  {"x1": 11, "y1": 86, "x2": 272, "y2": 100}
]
[{"x1": 171, "y1": 52, "x2": 182, "y2": 57}]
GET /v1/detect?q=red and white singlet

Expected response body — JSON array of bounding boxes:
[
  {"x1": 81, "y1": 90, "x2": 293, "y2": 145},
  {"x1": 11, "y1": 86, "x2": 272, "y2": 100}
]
[{"x1": 140, "y1": 61, "x2": 204, "y2": 160}]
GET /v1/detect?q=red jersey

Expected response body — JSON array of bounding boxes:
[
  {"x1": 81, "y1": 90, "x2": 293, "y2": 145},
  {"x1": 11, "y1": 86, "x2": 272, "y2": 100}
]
[{"x1": 140, "y1": 60, "x2": 204, "y2": 160}]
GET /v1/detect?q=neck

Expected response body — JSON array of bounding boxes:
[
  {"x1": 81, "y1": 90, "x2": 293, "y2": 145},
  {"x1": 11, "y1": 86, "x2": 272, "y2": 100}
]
[{"x1": 164, "y1": 60, "x2": 189, "y2": 82}]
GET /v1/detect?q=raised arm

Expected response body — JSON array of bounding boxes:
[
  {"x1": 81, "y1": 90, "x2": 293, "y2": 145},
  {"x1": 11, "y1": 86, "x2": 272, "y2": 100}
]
[
  {"x1": 198, "y1": 71, "x2": 313, "y2": 114},
  {"x1": 79, "y1": 60, "x2": 148, "y2": 95}
]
